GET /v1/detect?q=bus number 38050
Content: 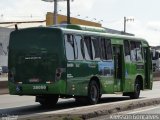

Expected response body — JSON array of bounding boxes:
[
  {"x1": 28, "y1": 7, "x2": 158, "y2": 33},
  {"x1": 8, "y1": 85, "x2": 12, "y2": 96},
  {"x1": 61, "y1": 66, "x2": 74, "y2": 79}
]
[{"x1": 33, "y1": 85, "x2": 47, "y2": 90}]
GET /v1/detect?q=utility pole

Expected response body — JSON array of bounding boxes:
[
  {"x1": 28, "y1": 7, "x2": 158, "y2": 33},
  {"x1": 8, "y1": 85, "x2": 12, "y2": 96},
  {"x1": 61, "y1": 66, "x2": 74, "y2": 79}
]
[
  {"x1": 42, "y1": 0, "x2": 73, "y2": 25},
  {"x1": 124, "y1": 16, "x2": 134, "y2": 33},
  {"x1": 54, "y1": 0, "x2": 58, "y2": 25},
  {"x1": 42, "y1": 0, "x2": 59, "y2": 25},
  {"x1": 67, "y1": 0, "x2": 70, "y2": 24},
  {"x1": 124, "y1": 17, "x2": 126, "y2": 33}
]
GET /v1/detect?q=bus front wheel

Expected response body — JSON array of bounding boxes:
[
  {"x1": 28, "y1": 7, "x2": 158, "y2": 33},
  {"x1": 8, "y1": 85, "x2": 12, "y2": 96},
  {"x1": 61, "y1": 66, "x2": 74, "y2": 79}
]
[
  {"x1": 130, "y1": 80, "x2": 141, "y2": 99},
  {"x1": 87, "y1": 80, "x2": 100, "y2": 105}
]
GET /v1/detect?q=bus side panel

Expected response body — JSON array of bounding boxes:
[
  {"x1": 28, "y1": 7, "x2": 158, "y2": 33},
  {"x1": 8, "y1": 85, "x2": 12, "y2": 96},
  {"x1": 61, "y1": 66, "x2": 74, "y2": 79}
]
[
  {"x1": 124, "y1": 63, "x2": 146, "y2": 92},
  {"x1": 124, "y1": 63, "x2": 138, "y2": 92},
  {"x1": 66, "y1": 60, "x2": 115, "y2": 96},
  {"x1": 100, "y1": 76, "x2": 114, "y2": 94},
  {"x1": 66, "y1": 61, "x2": 98, "y2": 96},
  {"x1": 98, "y1": 60, "x2": 115, "y2": 94}
]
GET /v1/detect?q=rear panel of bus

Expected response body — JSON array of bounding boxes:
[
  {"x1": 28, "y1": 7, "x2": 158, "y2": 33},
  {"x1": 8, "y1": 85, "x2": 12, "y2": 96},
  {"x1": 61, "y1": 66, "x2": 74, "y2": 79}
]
[{"x1": 8, "y1": 27, "x2": 67, "y2": 95}]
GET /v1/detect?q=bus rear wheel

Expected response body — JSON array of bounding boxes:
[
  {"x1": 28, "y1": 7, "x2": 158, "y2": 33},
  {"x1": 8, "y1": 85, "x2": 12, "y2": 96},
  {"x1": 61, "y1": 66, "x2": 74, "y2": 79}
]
[
  {"x1": 130, "y1": 80, "x2": 141, "y2": 99},
  {"x1": 87, "y1": 80, "x2": 100, "y2": 105},
  {"x1": 36, "y1": 95, "x2": 59, "y2": 107}
]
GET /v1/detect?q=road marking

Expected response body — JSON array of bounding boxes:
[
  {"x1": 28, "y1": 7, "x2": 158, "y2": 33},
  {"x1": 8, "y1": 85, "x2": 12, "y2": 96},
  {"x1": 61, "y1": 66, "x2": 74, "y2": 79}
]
[{"x1": 127, "y1": 105, "x2": 160, "y2": 114}]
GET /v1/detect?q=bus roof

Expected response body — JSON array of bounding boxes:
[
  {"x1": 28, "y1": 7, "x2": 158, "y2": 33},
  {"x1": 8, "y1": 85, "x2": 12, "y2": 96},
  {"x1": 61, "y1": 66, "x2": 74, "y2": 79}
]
[
  {"x1": 57, "y1": 26, "x2": 148, "y2": 45},
  {"x1": 51, "y1": 24, "x2": 144, "y2": 40},
  {"x1": 14, "y1": 25, "x2": 149, "y2": 47},
  {"x1": 51, "y1": 24, "x2": 106, "y2": 33}
]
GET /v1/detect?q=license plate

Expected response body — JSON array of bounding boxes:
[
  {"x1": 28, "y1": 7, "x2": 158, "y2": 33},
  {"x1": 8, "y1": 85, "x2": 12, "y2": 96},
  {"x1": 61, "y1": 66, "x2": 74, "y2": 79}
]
[
  {"x1": 29, "y1": 78, "x2": 40, "y2": 83},
  {"x1": 33, "y1": 85, "x2": 47, "y2": 90}
]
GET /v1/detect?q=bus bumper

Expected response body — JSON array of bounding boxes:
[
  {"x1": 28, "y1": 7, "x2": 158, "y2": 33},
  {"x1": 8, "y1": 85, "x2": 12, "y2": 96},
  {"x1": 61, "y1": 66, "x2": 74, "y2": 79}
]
[{"x1": 8, "y1": 80, "x2": 66, "y2": 95}]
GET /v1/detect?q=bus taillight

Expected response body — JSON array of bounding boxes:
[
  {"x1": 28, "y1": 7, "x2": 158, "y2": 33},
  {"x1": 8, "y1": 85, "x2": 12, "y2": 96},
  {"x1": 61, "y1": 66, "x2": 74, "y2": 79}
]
[
  {"x1": 55, "y1": 68, "x2": 65, "y2": 80},
  {"x1": 8, "y1": 71, "x2": 14, "y2": 80}
]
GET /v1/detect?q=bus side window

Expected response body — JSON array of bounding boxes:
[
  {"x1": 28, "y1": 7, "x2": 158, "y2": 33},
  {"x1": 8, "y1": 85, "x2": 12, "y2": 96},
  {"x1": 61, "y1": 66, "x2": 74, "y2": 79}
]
[
  {"x1": 65, "y1": 34, "x2": 75, "y2": 60},
  {"x1": 74, "y1": 35, "x2": 84, "y2": 60},
  {"x1": 130, "y1": 41, "x2": 136, "y2": 61},
  {"x1": 136, "y1": 42, "x2": 143, "y2": 61},
  {"x1": 92, "y1": 37, "x2": 101, "y2": 60},
  {"x1": 100, "y1": 38, "x2": 112, "y2": 60},
  {"x1": 101, "y1": 38, "x2": 106, "y2": 60},
  {"x1": 84, "y1": 36, "x2": 92, "y2": 60},
  {"x1": 105, "y1": 39, "x2": 112, "y2": 60},
  {"x1": 124, "y1": 40, "x2": 131, "y2": 62},
  {"x1": 80, "y1": 38, "x2": 85, "y2": 59}
]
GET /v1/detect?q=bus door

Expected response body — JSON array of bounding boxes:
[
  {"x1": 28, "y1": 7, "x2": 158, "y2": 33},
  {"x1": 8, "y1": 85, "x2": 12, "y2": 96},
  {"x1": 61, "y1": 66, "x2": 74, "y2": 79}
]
[
  {"x1": 143, "y1": 47, "x2": 152, "y2": 89},
  {"x1": 113, "y1": 45, "x2": 124, "y2": 92}
]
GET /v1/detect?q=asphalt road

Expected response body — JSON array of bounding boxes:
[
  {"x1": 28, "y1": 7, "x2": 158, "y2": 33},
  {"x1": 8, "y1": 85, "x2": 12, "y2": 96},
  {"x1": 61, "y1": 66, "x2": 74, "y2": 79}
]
[
  {"x1": 0, "y1": 95, "x2": 131, "y2": 116},
  {"x1": 0, "y1": 81, "x2": 160, "y2": 117}
]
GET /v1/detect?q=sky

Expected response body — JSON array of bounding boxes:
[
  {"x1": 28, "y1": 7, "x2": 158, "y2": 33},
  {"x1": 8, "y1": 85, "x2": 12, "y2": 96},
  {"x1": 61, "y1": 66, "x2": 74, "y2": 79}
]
[{"x1": 0, "y1": 0, "x2": 160, "y2": 46}]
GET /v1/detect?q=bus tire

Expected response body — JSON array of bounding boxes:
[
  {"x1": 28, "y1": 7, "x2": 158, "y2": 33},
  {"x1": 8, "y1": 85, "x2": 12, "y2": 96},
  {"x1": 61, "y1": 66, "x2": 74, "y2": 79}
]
[
  {"x1": 36, "y1": 95, "x2": 59, "y2": 107},
  {"x1": 130, "y1": 80, "x2": 141, "y2": 99},
  {"x1": 87, "y1": 80, "x2": 100, "y2": 105}
]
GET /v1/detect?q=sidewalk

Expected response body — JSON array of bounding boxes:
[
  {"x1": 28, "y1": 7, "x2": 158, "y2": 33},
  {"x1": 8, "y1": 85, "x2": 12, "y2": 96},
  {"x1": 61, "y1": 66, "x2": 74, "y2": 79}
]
[
  {"x1": 0, "y1": 74, "x2": 8, "y2": 81},
  {"x1": 154, "y1": 77, "x2": 160, "y2": 81},
  {"x1": 0, "y1": 88, "x2": 8, "y2": 95},
  {"x1": 0, "y1": 78, "x2": 9, "y2": 95},
  {"x1": 153, "y1": 71, "x2": 160, "y2": 81},
  {"x1": 0, "y1": 77, "x2": 8, "y2": 81}
]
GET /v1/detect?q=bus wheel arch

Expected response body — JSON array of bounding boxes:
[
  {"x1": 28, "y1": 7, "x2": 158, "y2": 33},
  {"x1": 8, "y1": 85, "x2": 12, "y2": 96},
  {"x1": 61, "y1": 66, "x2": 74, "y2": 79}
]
[
  {"x1": 87, "y1": 76, "x2": 101, "y2": 104},
  {"x1": 90, "y1": 76, "x2": 101, "y2": 90}
]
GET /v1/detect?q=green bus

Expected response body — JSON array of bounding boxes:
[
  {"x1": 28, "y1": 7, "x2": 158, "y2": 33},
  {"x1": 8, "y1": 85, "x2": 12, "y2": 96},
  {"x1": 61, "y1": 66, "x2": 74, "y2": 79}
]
[{"x1": 8, "y1": 24, "x2": 153, "y2": 106}]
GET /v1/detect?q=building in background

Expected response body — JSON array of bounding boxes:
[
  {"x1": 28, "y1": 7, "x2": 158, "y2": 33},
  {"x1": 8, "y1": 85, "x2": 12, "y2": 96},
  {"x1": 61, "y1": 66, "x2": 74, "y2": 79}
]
[
  {"x1": 46, "y1": 12, "x2": 133, "y2": 36},
  {"x1": 46, "y1": 12, "x2": 102, "y2": 27},
  {"x1": 0, "y1": 27, "x2": 13, "y2": 66}
]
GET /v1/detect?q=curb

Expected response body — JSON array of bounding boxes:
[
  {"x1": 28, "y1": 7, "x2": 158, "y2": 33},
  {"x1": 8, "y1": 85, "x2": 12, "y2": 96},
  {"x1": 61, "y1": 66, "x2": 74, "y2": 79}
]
[
  {"x1": 81, "y1": 98, "x2": 160, "y2": 119},
  {"x1": 19, "y1": 97, "x2": 160, "y2": 120}
]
